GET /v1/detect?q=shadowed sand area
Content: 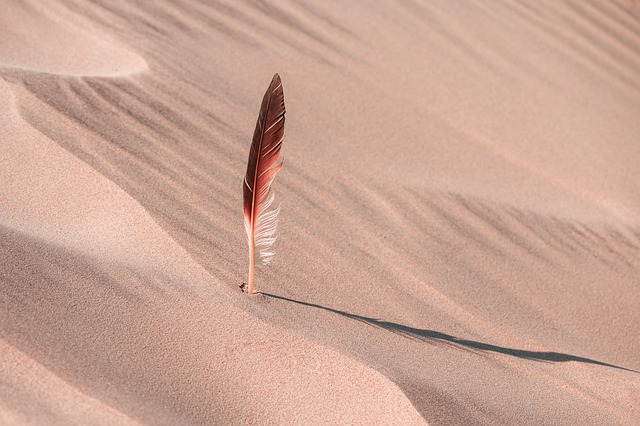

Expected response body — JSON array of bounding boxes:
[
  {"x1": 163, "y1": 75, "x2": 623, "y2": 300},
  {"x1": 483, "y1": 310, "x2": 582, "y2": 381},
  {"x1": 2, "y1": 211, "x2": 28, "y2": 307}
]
[{"x1": 1, "y1": 0, "x2": 640, "y2": 424}]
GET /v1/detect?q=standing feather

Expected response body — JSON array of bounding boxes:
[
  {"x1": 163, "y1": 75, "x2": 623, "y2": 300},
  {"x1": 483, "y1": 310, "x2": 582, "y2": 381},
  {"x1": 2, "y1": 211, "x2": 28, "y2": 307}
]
[{"x1": 243, "y1": 74, "x2": 285, "y2": 294}]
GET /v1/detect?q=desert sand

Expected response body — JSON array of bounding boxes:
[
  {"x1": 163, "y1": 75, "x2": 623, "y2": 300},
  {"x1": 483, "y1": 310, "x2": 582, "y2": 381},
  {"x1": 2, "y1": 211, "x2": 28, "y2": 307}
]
[{"x1": 1, "y1": 0, "x2": 640, "y2": 424}]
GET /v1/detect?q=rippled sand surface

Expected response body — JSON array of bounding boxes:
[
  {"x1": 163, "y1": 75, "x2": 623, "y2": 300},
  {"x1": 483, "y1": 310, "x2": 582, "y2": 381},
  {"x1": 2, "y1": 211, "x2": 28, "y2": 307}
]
[{"x1": 2, "y1": 1, "x2": 640, "y2": 424}]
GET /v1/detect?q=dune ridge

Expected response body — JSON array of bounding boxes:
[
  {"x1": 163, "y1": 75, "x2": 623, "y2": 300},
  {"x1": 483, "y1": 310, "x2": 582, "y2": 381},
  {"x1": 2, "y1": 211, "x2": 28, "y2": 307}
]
[
  {"x1": 0, "y1": 2, "x2": 147, "y2": 77},
  {"x1": 2, "y1": 0, "x2": 640, "y2": 424}
]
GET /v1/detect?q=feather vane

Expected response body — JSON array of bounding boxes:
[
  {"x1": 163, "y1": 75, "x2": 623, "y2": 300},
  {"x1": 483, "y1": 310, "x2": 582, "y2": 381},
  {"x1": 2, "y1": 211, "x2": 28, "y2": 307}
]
[{"x1": 243, "y1": 74, "x2": 285, "y2": 293}]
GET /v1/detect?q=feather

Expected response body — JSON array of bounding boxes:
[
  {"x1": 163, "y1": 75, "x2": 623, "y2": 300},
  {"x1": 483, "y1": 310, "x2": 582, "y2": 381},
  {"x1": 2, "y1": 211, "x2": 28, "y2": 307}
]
[{"x1": 243, "y1": 73, "x2": 285, "y2": 294}]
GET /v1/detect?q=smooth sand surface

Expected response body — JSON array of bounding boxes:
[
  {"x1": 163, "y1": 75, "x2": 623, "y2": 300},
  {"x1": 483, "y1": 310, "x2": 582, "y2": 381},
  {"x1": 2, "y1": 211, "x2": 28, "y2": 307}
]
[{"x1": 1, "y1": 0, "x2": 640, "y2": 424}]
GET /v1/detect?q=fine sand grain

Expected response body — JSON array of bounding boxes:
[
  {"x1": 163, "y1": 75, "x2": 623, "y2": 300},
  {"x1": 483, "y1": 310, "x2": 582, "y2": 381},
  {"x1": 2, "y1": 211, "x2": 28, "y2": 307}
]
[{"x1": 2, "y1": 0, "x2": 640, "y2": 424}]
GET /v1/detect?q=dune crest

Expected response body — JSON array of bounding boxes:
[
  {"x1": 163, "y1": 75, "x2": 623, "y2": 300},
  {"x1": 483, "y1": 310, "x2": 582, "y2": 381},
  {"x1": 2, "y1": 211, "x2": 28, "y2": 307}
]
[
  {"x1": 0, "y1": 338, "x2": 136, "y2": 425},
  {"x1": 0, "y1": 2, "x2": 146, "y2": 77}
]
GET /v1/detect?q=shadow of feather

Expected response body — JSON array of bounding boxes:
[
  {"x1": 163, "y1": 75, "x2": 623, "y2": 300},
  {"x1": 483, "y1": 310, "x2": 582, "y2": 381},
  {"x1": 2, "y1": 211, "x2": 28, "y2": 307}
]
[{"x1": 260, "y1": 292, "x2": 638, "y2": 373}]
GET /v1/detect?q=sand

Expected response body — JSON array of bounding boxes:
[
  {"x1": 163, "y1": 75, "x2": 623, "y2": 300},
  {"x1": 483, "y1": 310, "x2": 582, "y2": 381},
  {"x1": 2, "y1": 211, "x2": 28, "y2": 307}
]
[{"x1": 1, "y1": 0, "x2": 640, "y2": 424}]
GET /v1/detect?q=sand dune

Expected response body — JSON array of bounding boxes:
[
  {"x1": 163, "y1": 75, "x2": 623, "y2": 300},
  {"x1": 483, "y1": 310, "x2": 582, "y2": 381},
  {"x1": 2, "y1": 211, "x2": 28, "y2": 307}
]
[{"x1": 1, "y1": 0, "x2": 640, "y2": 424}]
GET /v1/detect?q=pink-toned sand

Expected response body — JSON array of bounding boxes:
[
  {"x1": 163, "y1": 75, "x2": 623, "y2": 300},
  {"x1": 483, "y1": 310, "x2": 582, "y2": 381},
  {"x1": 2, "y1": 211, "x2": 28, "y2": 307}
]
[{"x1": 1, "y1": 0, "x2": 640, "y2": 424}]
